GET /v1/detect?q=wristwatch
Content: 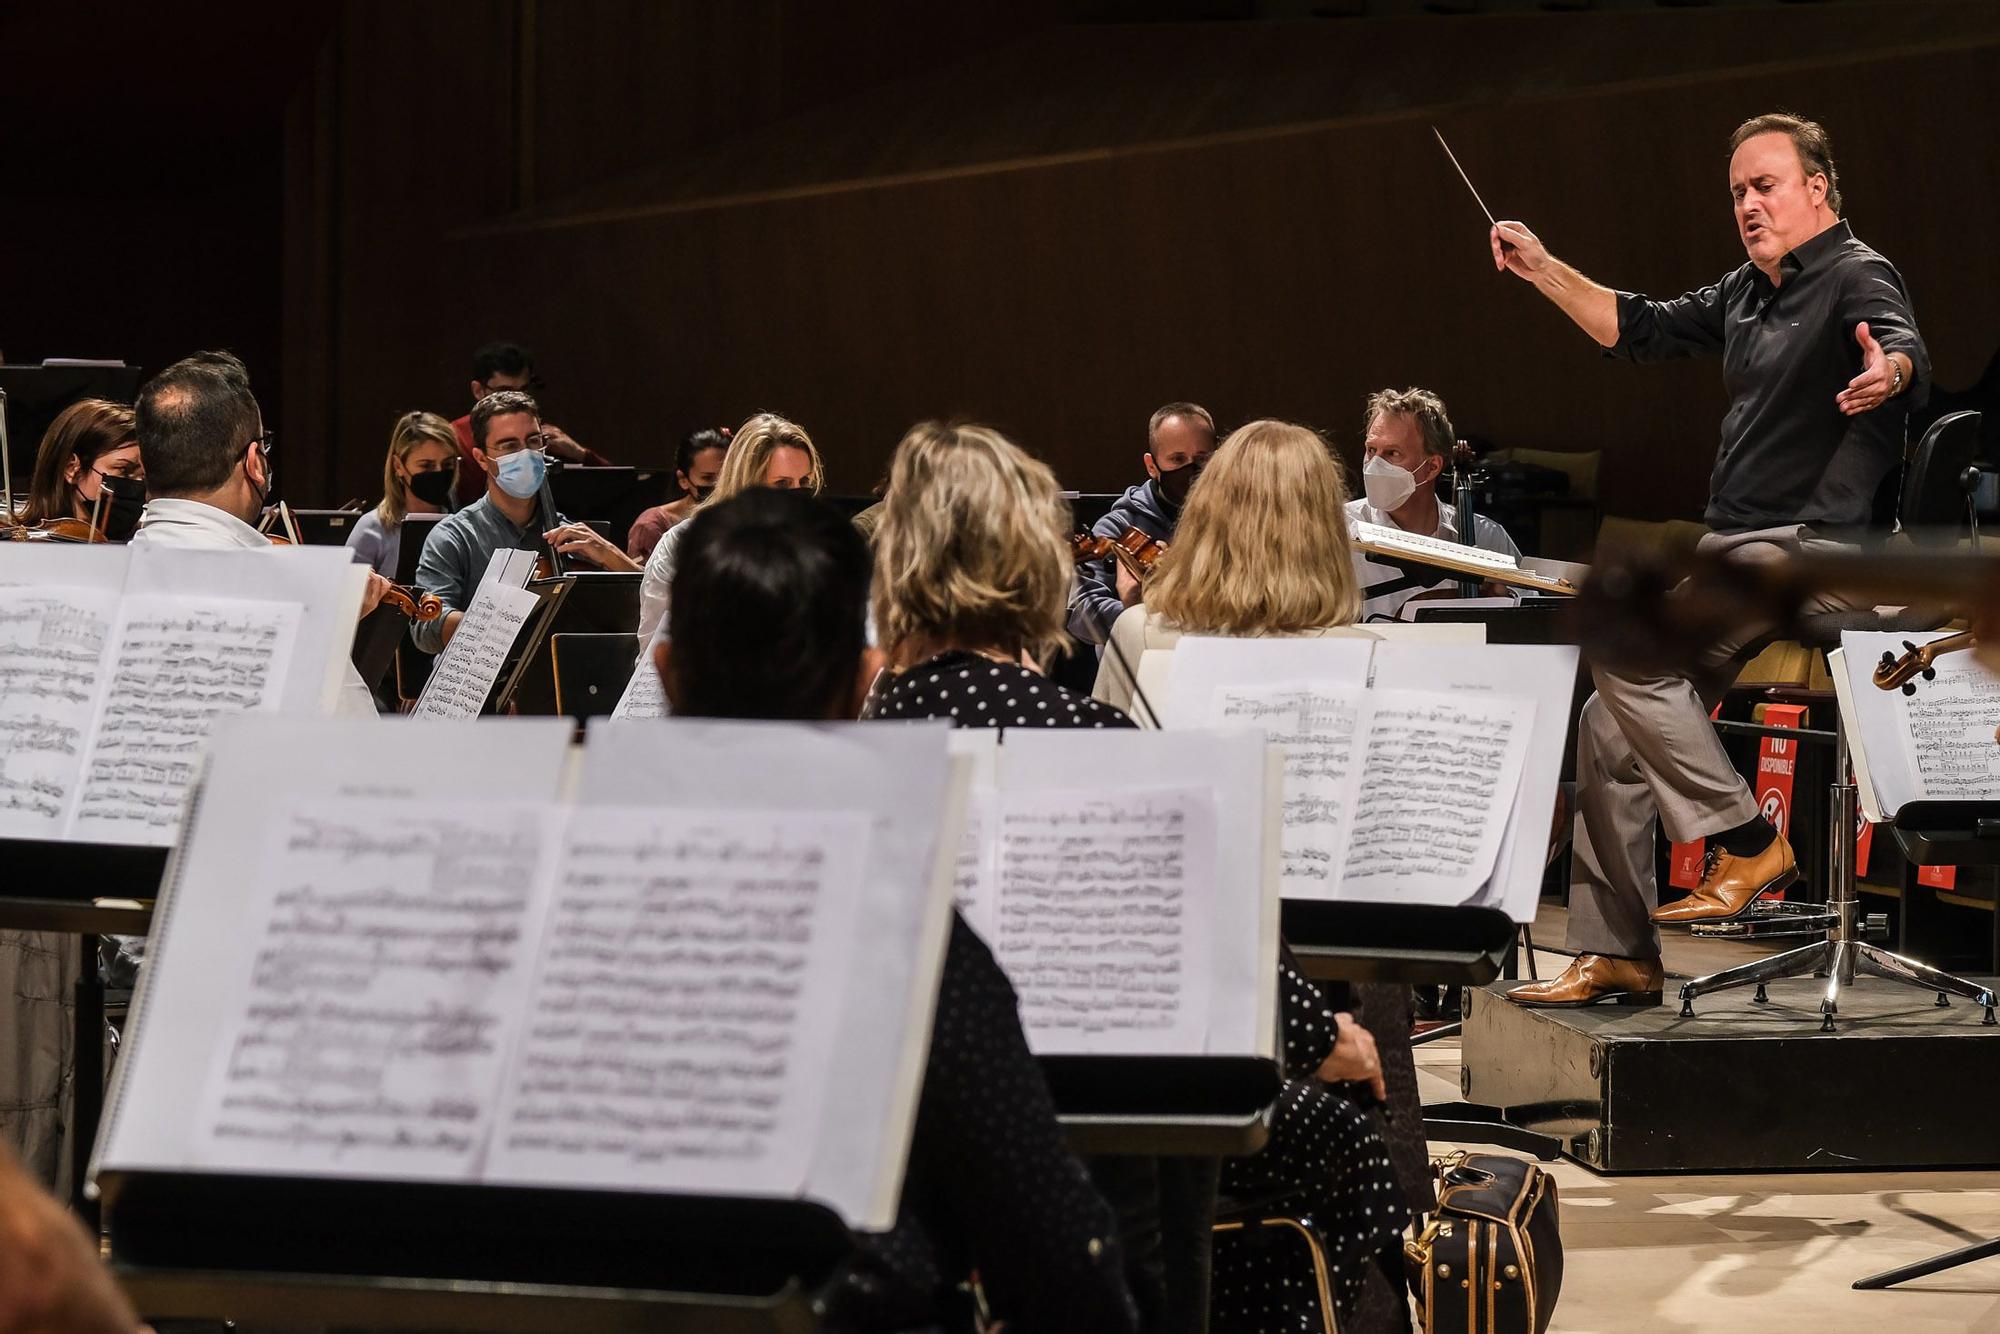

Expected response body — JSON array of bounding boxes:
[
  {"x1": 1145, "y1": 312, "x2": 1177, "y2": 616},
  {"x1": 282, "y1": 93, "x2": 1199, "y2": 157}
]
[{"x1": 1890, "y1": 359, "x2": 1906, "y2": 396}]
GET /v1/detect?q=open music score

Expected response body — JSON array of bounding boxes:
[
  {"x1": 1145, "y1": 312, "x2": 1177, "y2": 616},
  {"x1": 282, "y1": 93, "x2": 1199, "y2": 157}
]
[
  {"x1": 1839, "y1": 629, "x2": 2000, "y2": 819},
  {"x1": 0, "y1": 544, "x2": 359, "y2": 845},
  {"x1": 98, "y1": 715, "x2": 962, "y2": 1232},
  {"x1": 1349, "y1": 518, "x2": 1579, "y2": 596},
  {"x1": 411, "y1": 549, "x2": 542, "y2": 720}
]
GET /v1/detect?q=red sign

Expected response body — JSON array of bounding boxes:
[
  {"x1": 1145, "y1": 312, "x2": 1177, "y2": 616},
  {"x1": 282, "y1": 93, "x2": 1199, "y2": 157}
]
[
  {"x1": 1752, "y1": 705, "x2": 1808, "y2": 900},
  {"x1": 1918, "y1": 864, "x2": 1959, "y2": 890},
  {"x1": 1668, "y1": 702, "x2": 1728, "y2": 890}
]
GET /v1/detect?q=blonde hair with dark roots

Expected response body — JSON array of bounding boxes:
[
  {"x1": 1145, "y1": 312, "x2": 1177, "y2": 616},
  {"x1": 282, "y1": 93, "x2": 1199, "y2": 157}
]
[
  {"x1": 1145, "y1": 419, "x2": 1361, "y2": 634},
  {"x1": 872, "y1": 421, "x2": 1073, "y2": 668},
  {"x1": 711, "y1": 412, "x2": 824, "y2": 502},
  {"x1": 376, "y1": 410, "x2": 460, "y2": 526}
]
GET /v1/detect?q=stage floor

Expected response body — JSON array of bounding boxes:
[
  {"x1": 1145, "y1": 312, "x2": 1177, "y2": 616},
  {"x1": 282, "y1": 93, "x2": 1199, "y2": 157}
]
[{"x1": 1417, "y1": 907, "x2": 2000, "y2": 1332}]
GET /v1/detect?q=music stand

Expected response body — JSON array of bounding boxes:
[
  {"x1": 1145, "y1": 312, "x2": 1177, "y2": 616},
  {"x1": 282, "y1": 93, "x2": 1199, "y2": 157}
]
[
  {"x1": 1285, "y1": 901, "x2": 1562, "y2": 1159},
  {"x1": 545, "y1": 465, "x2": 668, "y2": 544},
  {"x1": 283, "y1": 509, "x2": 366, "y2": 546},
  {"x1": 492, "y1": 574, "x2": 639, "y2": 715},
  {"x1": 550, "y1": 632, "x2": 639, "y2": 723},
  {"x1": 0, "y1": 364, "x2": 145, "y2": 481}
]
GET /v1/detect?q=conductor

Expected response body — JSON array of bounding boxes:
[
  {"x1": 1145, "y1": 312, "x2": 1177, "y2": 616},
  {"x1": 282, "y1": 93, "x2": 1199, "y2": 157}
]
[{"x1": 1495, "y1": 113, "x2": 1930, "y2": 1007}]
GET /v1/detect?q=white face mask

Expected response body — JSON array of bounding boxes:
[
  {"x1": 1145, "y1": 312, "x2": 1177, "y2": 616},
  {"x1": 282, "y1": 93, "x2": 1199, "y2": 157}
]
[{"x1": 1362, "y1": 453, "x2": 1420, "y2": 511}]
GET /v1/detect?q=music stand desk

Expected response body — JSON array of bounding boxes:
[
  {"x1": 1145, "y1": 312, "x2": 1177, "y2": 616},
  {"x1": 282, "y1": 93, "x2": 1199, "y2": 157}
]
[{"x1": 1046, "y1": 1053, "x2": 1279, "y2": 1156}]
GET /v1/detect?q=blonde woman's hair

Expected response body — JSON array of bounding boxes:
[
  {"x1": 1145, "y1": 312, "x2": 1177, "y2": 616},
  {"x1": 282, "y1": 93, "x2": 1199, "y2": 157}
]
[
  {"x1": 872, "y1": 421, "x2": 1073, "y2": 668},
  {"x1": 376, "y1": 410, "x2": 461, "y2": 526},
  {"x1": 1144, "y1": 419, "x2": 1361, "y2": 634},
  {"x1": 711, "y1": 412, "x2": 824, "y2": 502}
]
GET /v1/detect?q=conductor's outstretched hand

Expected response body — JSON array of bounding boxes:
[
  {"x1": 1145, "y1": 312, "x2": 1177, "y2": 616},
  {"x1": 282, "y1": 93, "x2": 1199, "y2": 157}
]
[
  {"x1": 1491, "y1": 221, "x2": 1548, "y2": 281},
  {"x1": 1836, "y1": 321, "x2": 1899, "y2": 417}
]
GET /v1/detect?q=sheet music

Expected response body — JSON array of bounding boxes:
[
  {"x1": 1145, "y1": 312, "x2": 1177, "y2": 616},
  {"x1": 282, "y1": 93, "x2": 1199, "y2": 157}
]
[
  {"x1": 1841, "y1": 631, "x2": 2000, "y2": 814},
  {"x1": 611, "y1": 632, "x2": 669, "y2": 719},
  {"x1": 70, "y1": 596, "x2": 301, "y2": 845},
  {"x1": 0, "y1": 587, "x2": 119, "y2": 837},
  {"x1": 1210, "y1": 684, "x2": 1366, "y2": 899},
  {"x1": 1340, "y1": 689, "x2": 1533, "y2": 904},
  {"x1": 488, "y1": 806, "x2": 869, "y2": 1196},
  {"x1": 946, "y1": 731, "x2": 1000, "y2": 939},
  {"x1": 993, "y1": 786, "x2": 1218, "y2": 1055},
  {"x1": 191, "y1": 799, "x2": 561, "y2": 1179},
  {"x1": 411, "y1": 581, "x2": 540, "y2": 719}
]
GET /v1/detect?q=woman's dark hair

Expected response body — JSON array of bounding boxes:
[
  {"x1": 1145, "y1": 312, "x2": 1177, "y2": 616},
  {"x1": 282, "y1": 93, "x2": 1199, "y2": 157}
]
[
  {"x1": 677, "y1": 426, "x2": 731, "y2": 475},
  {"x1": 20, "y1": 398, "x2": 136, "y2": 526},
  {"x1": 666, "y1": 488, "x2": 872, "y2": 721}
]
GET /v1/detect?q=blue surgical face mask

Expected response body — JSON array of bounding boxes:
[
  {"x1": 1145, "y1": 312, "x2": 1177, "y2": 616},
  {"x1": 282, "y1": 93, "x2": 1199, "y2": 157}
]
[{"x1": 493, "y1": 448, "x2": 546, "y2": 500}]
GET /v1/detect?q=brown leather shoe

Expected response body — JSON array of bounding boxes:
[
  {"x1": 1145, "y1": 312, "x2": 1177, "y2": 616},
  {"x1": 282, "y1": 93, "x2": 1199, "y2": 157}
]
[
  {"x1": 1506, "y1": 954, "x2": 1664, "y2": 1008},
  {"x1": 1651, "y1": 833, "x2": 1798, "y2": 926}
]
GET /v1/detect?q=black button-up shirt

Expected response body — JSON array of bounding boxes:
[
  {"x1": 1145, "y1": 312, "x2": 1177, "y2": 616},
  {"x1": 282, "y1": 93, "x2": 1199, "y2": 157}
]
[{"x1": 1611, "y1": 219, "x2": 1929, "y2": 534}]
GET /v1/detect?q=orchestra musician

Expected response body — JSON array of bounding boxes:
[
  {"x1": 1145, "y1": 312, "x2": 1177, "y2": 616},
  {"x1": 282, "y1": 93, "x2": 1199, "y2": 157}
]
[
  {"x1": 345, "y1": 410, "x2": 460, "y2": 578},
  {"x1": 448, "y1": 341, "x2": 609, "y2": 507},
  {"x1": 412, "y1": 389, "x2": 638, "y2": 655},
  {"x1": 634, "y1": 412, "x2": 823, "y2": 649},
  {"x1": 12, "y1": 399, "x2": 142, "y2": 532},
  {"x1": 1067, "y1": 402, "x2": 1217, "y2": 646},
  {"x1": 127, "y1": 351, "x2": 388, "y2": 715},
  {"x1": 651, "y1": 485, "x2": 1141, "y2": 1334},
  {"x1": 1346, "y1": 387, "x2": 1520, "y2": 619},
  {"x1": 624, "y1": 426, "x2": 729, "y2": 560},
  {"x1": 1498, "y1": 113, "x2": 1930, "y2": 1006}
]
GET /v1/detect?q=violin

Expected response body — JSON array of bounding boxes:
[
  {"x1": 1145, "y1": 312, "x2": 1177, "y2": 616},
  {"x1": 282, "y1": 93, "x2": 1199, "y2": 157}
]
[
  {"x1": 1874, "y1": 629, "x2": 1978, "y2": 694},
  {"x1": 1, "y1": 515, "x2": 109, "y2": 543},
  {"x1": 1071, "y1": 526, "x2": 1167, "y2": 582},
  {"x1": 379, "y1": 583, "x2": 446, "y2": 622}
]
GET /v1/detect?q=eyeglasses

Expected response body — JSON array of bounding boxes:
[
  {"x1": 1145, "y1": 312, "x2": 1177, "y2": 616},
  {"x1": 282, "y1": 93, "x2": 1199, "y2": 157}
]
[
  {"x1": 485, "y1": 432, "x2": 550, "y2": 458},
  {"x1": 247, "y1": 430, "x2": 277, "y2": 457}
]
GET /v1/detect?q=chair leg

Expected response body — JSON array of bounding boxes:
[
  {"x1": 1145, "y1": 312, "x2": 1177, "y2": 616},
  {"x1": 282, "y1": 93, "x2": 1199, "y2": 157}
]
[
  {"x1": 1854, "y1": 944, "x2": 1999, "y2": 1023},
  {"x1": 1677, "y1": 938, "x2": 1833, "y2": 1016}
]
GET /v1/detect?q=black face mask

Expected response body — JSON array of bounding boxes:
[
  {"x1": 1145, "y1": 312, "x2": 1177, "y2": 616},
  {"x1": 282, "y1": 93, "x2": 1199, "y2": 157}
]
[
  {"x1": 97, "y1": 473, "x2": 147, "y2": 542},
  {"x1": 407, "y1": 470, "x2": 456, "y2": 507},
  {"x1": 1152, "y1": 455, "x2": 1205, "y2": 509},
  {"x1": 690, "y1": 483, "x2": 716, "y2": 503}
]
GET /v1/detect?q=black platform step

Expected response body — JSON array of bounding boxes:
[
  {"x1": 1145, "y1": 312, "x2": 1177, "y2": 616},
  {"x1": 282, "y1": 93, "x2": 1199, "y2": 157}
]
[{"x1": 1461, "y1": 975, "x2": 2000, "y2": 1173}]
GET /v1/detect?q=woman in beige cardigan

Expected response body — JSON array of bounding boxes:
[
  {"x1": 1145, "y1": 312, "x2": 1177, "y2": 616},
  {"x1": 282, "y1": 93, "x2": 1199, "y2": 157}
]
[{"x1": 1092, "y1": 418, "x2": 1374, "y2": 715}]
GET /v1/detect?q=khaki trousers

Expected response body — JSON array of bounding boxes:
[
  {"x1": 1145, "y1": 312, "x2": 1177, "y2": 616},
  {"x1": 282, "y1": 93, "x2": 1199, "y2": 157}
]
[{"x1": 1567, "y1": 527, "x2": 1857, "y2": 959}]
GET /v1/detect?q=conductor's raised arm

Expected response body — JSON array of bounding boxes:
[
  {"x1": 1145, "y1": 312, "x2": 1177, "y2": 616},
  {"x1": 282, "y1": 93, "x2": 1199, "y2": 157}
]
[{"x1": 1490, "y1": 220, "x2": 1620, "y2": 348}]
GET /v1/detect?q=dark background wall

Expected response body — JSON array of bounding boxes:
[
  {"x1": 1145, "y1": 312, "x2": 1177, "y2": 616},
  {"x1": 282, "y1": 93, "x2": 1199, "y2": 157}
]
[{"x1": 7, "y1": 1, "x2": 1998, "y2": 531}]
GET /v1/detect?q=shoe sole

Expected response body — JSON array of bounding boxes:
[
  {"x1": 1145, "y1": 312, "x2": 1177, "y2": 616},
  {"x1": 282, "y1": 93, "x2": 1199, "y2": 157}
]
[
  {"x1": 1651, "y1": 863, "x2": 1801, "y2": 926},
  {"x1": 1506, "y1": 989, "x2": 1663, "y2": 1009}
]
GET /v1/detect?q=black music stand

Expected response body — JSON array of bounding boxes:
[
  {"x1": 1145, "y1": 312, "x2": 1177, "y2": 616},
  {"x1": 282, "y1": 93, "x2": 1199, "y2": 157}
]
[
  {"x1": 546, "y1": 465, "x2": 669, "y2": 543},
  {"x1": 1850, "y1": 800, "x2": 2000, "y2": 1292},
  {"x1": 0, "y1": 364, "x2": 146, "y2": 480},
  {"x1": 284, "y1": 508, "x2": 366, "y2": 546},
  {"x1": 104, "y1": 1172, "x2": 848, "y2": 1331},
  {"x1": 1285, "y1": 901, "x2": 1562, "y2": 1159},
  {"x1": 496, "y1": 573, "x2": 641, "y2": 716},
  {"x1": 0, "y1": 839, "x2": 162, "y2": 1225},
  {"x1": 550, "y1": 632, "x2": 639, "y2": 723},
  {"x1": 1046, "y1": 1053, "x2": 1282, "y2": 1157}
]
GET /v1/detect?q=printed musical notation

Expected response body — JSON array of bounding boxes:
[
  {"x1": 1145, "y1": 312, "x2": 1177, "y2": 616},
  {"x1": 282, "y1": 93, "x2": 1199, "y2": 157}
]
[
  {"x1": 1340, "y1": 690, "x2": 1532, "y2": 902},
  {"x1": 0, "y1": 590, "x2": 117, "y2": 837},
  {"x1": 196, "y1": 801, "x2": 556, "y2": 1177},
  {"x1": 70, "y1": 598, "x2": 300, "y2": 843},
  {"x1": 488, "y1": 807, "x2": 867, "y2": 1194},
  {"x1": 993, "y1": 788, "x2": 1217, "y2": 1054},
  {"x1": 1213, "y1": 684, "x2": 1365, "y2": 893},
  {"x1": 411, "y1": 582, "x2": 539, "y2": 720},
  {"x1": 1901, "y1": 656, "x2": 2000, "y2": 798}
]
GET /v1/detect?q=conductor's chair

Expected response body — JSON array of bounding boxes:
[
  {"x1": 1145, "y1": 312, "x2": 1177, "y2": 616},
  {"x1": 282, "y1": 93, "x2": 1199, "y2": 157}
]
[{"x1": 1675, "y1": 411, "x2": 1999, "y2": 1029}]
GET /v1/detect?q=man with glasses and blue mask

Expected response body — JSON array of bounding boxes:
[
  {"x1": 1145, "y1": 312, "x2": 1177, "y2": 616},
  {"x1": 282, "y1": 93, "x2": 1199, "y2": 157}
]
[
  {"x1": 1345, "y1": 386, "x2": 1520, "y2": 621},
  {"x1": 414, "y1": 389, "x2": 639, "y2": 653}
]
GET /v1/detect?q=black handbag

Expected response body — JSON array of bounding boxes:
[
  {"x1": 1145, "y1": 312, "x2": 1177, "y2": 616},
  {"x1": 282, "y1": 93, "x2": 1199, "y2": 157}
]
[{"x1": 1405, "y1": 1152, "x2": 1563, "y2": 1334}]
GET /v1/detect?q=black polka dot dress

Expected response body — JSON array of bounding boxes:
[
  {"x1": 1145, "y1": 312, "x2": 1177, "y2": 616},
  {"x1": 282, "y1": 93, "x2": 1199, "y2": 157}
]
[
  {"x1": 1212, "y1": 954, "x2": 1412, "y2": 1332},
  {"x1": 869, "y1": 650, "x2": 1130, "y2": 729}
]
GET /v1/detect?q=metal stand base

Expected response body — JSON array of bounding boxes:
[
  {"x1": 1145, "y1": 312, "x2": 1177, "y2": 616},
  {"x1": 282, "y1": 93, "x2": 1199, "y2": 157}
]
[
  {"x1": 1854, "y1": 1234, "x2": 2000, "y2": 1290},
  {"x1": 1676, "y1": 730, "x2": 1997, "y2": 1032}
]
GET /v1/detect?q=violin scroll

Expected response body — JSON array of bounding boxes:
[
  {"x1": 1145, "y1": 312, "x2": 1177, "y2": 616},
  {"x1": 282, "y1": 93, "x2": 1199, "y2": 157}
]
[{"x1": 1873, "y1": 630, "x2": 1977, "y2": 694}]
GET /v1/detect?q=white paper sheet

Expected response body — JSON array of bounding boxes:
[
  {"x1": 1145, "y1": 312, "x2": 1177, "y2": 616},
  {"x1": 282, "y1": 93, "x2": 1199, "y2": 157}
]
[
  {"x1": 0, "y1": 586, "x2": 121, "y2": 837},
  {"x1": 412, "y1": 581, "x2": 540, "y2": 719},
  {"x1": 1163, "y1": 636, "x2": 1376, "y2": 730},
  {"x1": 1208, "y1": 683, "x2": 1367, "y2": 900},
  {"x1": 611, "y1": 631, "x2": 669, "y2": 719},
  {"x1": 946, "y1": 731, "x2": 1000, "y2": 940},
  {"x1": 487, "y1": 805, "x2": 869, "y2": 1196},
  {"x1": 1840, "y1": 630, "x2": 2000, "y2": 815},
  {"x1": 1340, "y1": 688, "x2": 1534, "y2": 905},
  {"x1": 191, "y1": 798, "x2": 562, "y2": 1179},
  {"x1": 70, "y1": 596, "x2": 301, "y2": 845}
]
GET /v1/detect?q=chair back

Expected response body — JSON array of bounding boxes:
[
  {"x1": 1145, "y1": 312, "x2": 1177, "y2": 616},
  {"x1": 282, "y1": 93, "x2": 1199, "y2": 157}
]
[{"x1": 1900, "y1": 410, "x2": 1983, "y2": 541}]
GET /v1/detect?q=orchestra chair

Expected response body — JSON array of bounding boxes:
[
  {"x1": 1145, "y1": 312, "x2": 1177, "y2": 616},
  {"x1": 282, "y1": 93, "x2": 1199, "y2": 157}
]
[
  {"x1": 1211, "y1": 1183, "x2": 1342, "y2": 1333},
  {"x1": 1675, "y1": 411, "x2": 1997, "y2": 1029},
  {"x1": 550, "y1": 632, "x2": 639, "y2": 723}
]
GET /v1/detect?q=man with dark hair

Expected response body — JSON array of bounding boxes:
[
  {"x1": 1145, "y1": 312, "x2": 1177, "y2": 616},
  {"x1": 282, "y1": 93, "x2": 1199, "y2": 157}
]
[
  {"x1": 448, "y1": 341, "x2": 612, "y2": 505},
  {"x1": 415, "y1": 390, "x2": 638, "y2": 654},
  {"x1": 1067, "y1": 401, "x2": 1217, "y2": 645},
  {"x1": 1345, "y1": 386, "x2": 1520, "y2": 620},
  {"x1": 1492, "y1": 113, "x2": 1929, "y2": 1006}
]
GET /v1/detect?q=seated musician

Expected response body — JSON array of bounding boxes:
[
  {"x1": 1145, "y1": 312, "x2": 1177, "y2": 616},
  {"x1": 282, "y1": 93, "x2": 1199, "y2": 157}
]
[
  {"x1": 14, "y1": 399, "x2": 142, "y2": 531},
  {"x1": 1067, "y1": 401, "x2": 1216, "y2": 645},
  {"x1": 651, "y1": 485, "x2": 1140, "y2": 1334},
  {"x1": 1346, "y1": 387, "x2": 1521, "y2": 620},
  {"x1": 413, "y1": 389, "x2": 638, "y2": 654},
  {"x1": 634, "y1": 412, "x2": 822, "y2": 648},
  {"x1": 345, "y1": 410, "x2": 459, "y2": 578},
  {"x1": 1092, "y1": 419, "x2": 1372, "y2": 714},
  {"x1": 1498, "y1": 113, "x2": 1926, "y2": 1005},
  {"x1": 1084, "y1": 420, "x2": 1415, "y2": 1329},
  {"x1": 129, "y1": 351, "x2": 386, "y2": 715},
  {"x1": 624, "y1": 426, "x2": 729, "y2": 560},
  {"x1": 447, "y1": 341, "x2": 609, "y2": 507}
]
